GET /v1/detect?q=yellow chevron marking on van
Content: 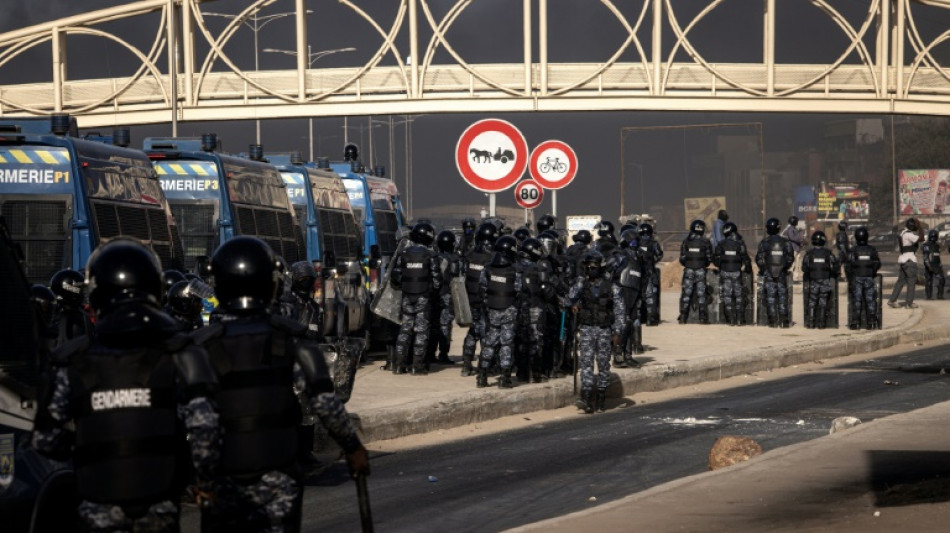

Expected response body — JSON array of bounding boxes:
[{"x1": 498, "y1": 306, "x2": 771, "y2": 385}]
[
  {"x1": 35, "y1": 150, "x2": 60, "y2": 164},
  {"x1": 168, "y1": 163, "x2": 187, "y2": 175},
  {"x1": 9, "y1": 150, "x2": 32, "y2": 163},
  {"x1": 189, "y1": 164, "x2": 209, "y2": 176}
]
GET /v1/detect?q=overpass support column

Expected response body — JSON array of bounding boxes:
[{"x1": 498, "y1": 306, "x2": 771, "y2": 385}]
[
  {"x1": 182, "y1": 0, "x2": 194, "y2": 107},
  {"x1": 894, "y1": 0, "x2": 906, "y2": 98},
  {"x1": 296, "y1": 0, "x2": 308, "y2": 102},
  {"x1": 539, "y1": 0, "x2": 548, "y2": 96},
  {"x1": 410, "y1": 0, "x2": 419, "y2": 98},
  {"x1": 652, "y1": 0, "x2": 662, "y2": 95},
  {"x1": 877, "y1": 0, "x2": 890, "y2": 97},
  {"x1": 52, "y1": 27, "x2": 65, "y2": 112},
  {"x1": 764, "y1": 0, "x2": 775, "y2": 97},
  {"x1": 524, "y1": 0, "x2": 532, "y2": 96}
]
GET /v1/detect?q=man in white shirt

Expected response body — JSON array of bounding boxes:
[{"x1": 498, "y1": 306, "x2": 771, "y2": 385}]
[{"x1": 888, "y1": 218, "x2": 923, "y2": 309}]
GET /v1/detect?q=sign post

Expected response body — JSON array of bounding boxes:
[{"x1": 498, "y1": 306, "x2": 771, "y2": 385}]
[
  {"x1": 529, "y1": 140, "x2": 578, "y2": 219},
  {"x1": 456, "y1": 119, "x2": 529, "y2": 217}
]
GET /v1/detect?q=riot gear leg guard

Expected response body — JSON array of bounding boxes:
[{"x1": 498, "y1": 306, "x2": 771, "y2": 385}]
[
  {"x1": 632, "y1": 325, "x2": 644, "y2": 354},
  {"x1": 498, "y1": 367, "x2": 513, "y2": 388},
  {"x1": 476, "y1": 368, "x2": 488, "y2": 388},
  {"x1": 595, "y1": 389, "x2": 607, "y2": 413},
  {"x1": 576, "y1": 389, "x2": 593, "y2": 414}
]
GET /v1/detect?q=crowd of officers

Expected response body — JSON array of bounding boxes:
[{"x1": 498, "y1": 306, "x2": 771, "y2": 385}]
[
  {"x1": 27, "y1": 236, "x2": 369, "y2": 532},
  {"x1": 385, "y1": 209, "x2": 906, "y2": 414}
]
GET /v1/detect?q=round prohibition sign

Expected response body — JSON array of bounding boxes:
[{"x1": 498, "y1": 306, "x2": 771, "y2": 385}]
[
  {"x1": 514, "y1": 180, "x2": 544, "y2": 209},
  {"x1": 456, "y1": 119, "x2": 529, "y2": 193},
  {"x1": 529, "y1": 140, "x2": 578, "y2": 190}
]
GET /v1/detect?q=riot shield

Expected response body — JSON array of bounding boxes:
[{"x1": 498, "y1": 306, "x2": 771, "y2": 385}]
[
  {"x1": 846, "y1": 278, "x2": 854, "y2": 328},
  {"x1": 705, "y1": 269, "x2": 720, "y2": 324},
  {"x1": 828, "y1": 277, "x2": 839, "y2": 328},
  {"x1": 875, "y1": 274, "x2": 883, "y2": 329},
  {"x1": 756, "y1": 275, "x2": 767, "y2": 326},
  {"x1": 784, "y1": 272, "x2": 793, "y2": 326},
  {"x1": 369, "y1": 280, "x2": 402, "y2": 325},
  {"x1": 654, "y1": 267, "x2": 661, "y2": 322},
  {"x1": 451, "y1": 277, "x2": 473, "y2": 327}
]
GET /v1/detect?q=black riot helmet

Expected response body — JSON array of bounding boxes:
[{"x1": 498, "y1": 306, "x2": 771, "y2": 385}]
[
  {"x1": 410, "y1": 222, "x2": 436, "y2": 247},
  {"x1": 85, "y1": 238, "x2": 164, "y2": 316},
  {"x1": 583, "y1": 250, "x2": 605, "y2": 277},
  {"x1": 343, "y1": 142, "x2": 360, "y2": 162},
  {"x1": 536, "y1": 214, "x2": 556, "y2": 234},
  {"x1": 193, "y1": 255, "x2": 213, "y2": 281},
  {"x1": 637, "y1": 223, "x2": 654, "y2": 237},
  {"x1": 928, "y1": 229, "x2": 939, "y2": 242},
  {"x1": 766, "y1": 218, "x2": 781, "y2": 235},
  {"x1": 436, "y1": 230, "x2": 456, "y2": 252},
  {"x1": 854, "y1": 226, "x2": 869, "y2": 245},
  {"x1": 461, "y1": 218, "x2": 477, "y2": 237},
  {"x1": 905, "y1": 218, "x2": 919, "y2": 232},
  {"x1": 788, "y1": 215, "x2": 799, "y2": 227},
  {"x1": 475, "y1": 222, "x2": 499, "y2": 245},
  {"x1": 493, "y1": 235, "x2": 519, "y2": 261},
  {"x1": 838, "y1": 220, "x2": 848, "y2": 231},
  {"x1": 30, "y1": 284, "x2": 58, "y2": 323},
  {"x1": 811, "y1": 231, "x2": 827, "y2": 247},
  {"x1": 290, "y1": 260, "x2": 316, "y2": 296},
  {"x1": 620, "y1": 222, "x2": 636, "y2": 235},
  {"x1": 211, "y1": 236, "x2": 279, "y2": 312},
  {"x1": 163, "y1": 269, "x2": 186, "y2": 296},
  {"x1": 513, "y1": 227, "x2": 531, "y2": 243},
  {"x1": 572, "y1": 229, "x2": 592, "y2": 245},
  {"x1": 596, "y1": 220, "x2": 615, "y2": 237},
  {"x1": 689, "y1": 219, "x2": 706, "y2": 236},
  {"x1": 521, "y1": 238, "x2": 544, "y2": 261},
  {"x1": 49, "y1": 268, "x2": 85, "y2": 307},
  {"x1": 620, "y1": 228, "x2": 638, "y2": 248},
  {"x1": 722, "y1": 222, "x2": 738, "y2": 238},
  {"x1": 537, "y1": 232, "x2": 558, "y2": 256},
  {"x1": 167, "y1": 280, "x2": 202, "y2": 316}
]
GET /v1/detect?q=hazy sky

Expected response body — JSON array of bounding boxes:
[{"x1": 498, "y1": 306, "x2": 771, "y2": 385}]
[{"x1": 2, "y1": 1, "x2": 950, "y2": 226}]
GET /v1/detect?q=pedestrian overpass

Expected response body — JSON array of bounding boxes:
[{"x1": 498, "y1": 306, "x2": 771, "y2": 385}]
[{"x1": 2, "y1": 0, "x2": 950, "y2": 129}]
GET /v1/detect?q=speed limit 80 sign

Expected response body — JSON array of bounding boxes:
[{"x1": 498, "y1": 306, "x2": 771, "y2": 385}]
[{"x1": 514, "y1": 180, "x2": 544, "y2": 209}]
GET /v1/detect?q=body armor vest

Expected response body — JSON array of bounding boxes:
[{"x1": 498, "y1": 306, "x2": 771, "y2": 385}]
[
  {"x1": 899, "y1": 230, "x2": 919, "y2": 254},
  {"x1": 70, "y1": 339, "x2": 182, "y2": 504},
  {"x1": 923, "y1": 241, "x2": 942, "y2": 267},
  {"x1": 718, "y1": 239, "x2": 744, "y2": 272},
  {"x1": 765, "y1": 236, "x2": 788, "y2": 278},
  {"x1": 616, "y1": 250, "x2": 642, "y2": 289},
  {"x1": 806, "y1": 248, "x2": 834, "y2": 280},
  {"x1": 835, "y1": 232, "x2": 850, "y2": 258},
  {"x1": 638, "y1": 237, "x2": 661, "y2": 267},
  {"x1": 400, "y1": 246, "x2": 432, "y2": 295},
  {"x1": 577, "y1": 279, "x2": 614, "y2": 327},
  {"x1": 439, "y1": 252, "x2": 460, "y2": 295},
  {"x1": 205, "y1": 318, "x2": 300, "y2": 477},
  {"x1": 683, "y1": 237, "x2": 710, "y2": 269},
  {"x1": 486, "y1": 263, "x2": 517, "y2": 310},
  {"x1": 464, "y1": 249, "x2": 492, "y2": 303},
  {"x1": 850, "y1": 245, "x2": 877, "y2": 277}
]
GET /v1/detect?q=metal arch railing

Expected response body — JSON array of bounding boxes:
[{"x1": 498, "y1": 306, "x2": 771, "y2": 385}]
[{"x1": 1, "y1": 0, "x2": 950, "y2": 127}]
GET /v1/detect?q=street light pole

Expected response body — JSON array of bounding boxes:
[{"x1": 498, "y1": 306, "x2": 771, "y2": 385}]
[
  {"x1": 204, "y1": 9, "x2": 313, "y2": 144},
  {"x1": 262, "y1": 46, "x2": 355, "y2": 160}
]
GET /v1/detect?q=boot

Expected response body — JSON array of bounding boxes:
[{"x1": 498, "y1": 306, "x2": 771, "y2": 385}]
[
  {"x1": 677, "y1": 307, "x2": 689, "y2": 324},
  {"x1": 699, "y1": 310, "x2": 710, "y2": 325},
  {"x1": 595, "y1": 389, "x2": 607, "y2": 413},
  {"x1": 461, "y1": 358, "x2": 473, "y2": 377},
  {"x1": 476, "y1": 368, "x2": 488, "y2": 388},
  {"x1": 622, "y1": 352, "x2": 640, "y2": 369},
  {"x1": 612, "y1": 345, "x2": 626, "y2": 368},
  {"x1": 926, "y1": 281, "x2": 933, "y2": 300},
  {"x1": 816, "y1": 305, "x2": 827, "y2": 329},
  {"x1": 804, "y1": 310, "x2": 814, "y2": 329},
  {"x1": 575, "y1": 389, "x2": 593, "y2": 414},
  {"x1": 498, "y1": 368, "x2": 513, "y2": 388},
  {"x1": 722, "y1": 308, "x2": 733, "y2": 326},
  {"x1": 632, "y1": 325, "x2": 644, "y2": 354}
]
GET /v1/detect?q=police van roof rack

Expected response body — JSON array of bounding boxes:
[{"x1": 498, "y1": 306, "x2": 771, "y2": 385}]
[
  {"x1": 0, "y1": 125, "x2": 22, "y2": 133},
  {"x1": 143, "y1": 134, "x2": 219, "y2": 153}
]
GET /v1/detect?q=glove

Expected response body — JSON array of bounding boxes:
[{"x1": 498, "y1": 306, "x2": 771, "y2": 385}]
[
  {"x1": 346, "y1": 446, "x2": 371, "y2": 479},
  {"x1": 611, "y1": 335, "x2": 620, "y2": 347}
]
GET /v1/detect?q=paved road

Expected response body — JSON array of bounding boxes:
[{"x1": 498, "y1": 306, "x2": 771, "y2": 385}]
[{"x1": 246, "y1": 342, "x2": 950, "y2": 533}]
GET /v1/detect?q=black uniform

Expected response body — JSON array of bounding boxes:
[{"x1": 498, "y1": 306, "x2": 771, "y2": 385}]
[
  {"x1": 678, "y1": 233, "x2": 714, "y2": 323},
  {"x1": 609, "y1": 244, "x2": 644, "y2": 365},
  {"x1": 802, "y1": 246, "x2": 840, "y2": 328},
  {"x1": 923, "y1": 235, "x2": 946, "y2": 300},
  {"x1": 848, "y1": 242, "x2": 882, "y2": 329},
  {"x1": 389, "y1": 243, "x2": 443, "y2": 374},
  {"x1": 431, "y1": 246, "x2": 461, "y2": 363},
  {"x1": 755, "y1": 234, "x2": 795, "y2": 327},
  {"x1": 461, "y1": 242, "x2": 493, "y2": 375},
  {"x1": 713, "y1": 233, "x2": 752, "y2": 326},
  {"x1": 637, "y1": 233, "x2": 664, "y2": 325}
]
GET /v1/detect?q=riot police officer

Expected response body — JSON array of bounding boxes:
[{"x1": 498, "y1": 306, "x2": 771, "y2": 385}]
[
  {"x1": 389, "y1": 222, "x2": 442, "y2": 375},
  {"x1": 923, "y1": 229, "x2": 946, "y2": 300},
  {"x1": 637, "y1": 223, "x2": 664, "y2": 326},
  {"x1": 611, "y1": 229, "x2": 644, "y2": 366},
  {"x1": 33, "y1": 238, "x2": 220, "y2": 533},
  {"x1": 289, "y1": 261, "x2": 323, "y2": 340},
  {"x1": 594, "y1": 220, "x2": 618, "y2": 255},
  {"x1": 162, "y1": 269, "x2": 186, "y2": 305},
  {"x1": 678, "y1": 219, "x2": 714, "y2": 324},
  {"x1": 713, "y1": 222, "x2": 752, "y2": 326},
  {"x1": 30, "y1": 284, "x2": 59, "y2": 357},
  {"x1": 433, "y1": 229, "x2": 461, "y2": 364},
  {"x1": 848, "y1": 227, "x2": 882, "y2": 329},
  {"x1": 458, "y1": 217, "x2": 478, "y2": 255},
  {"x1": 49, "y1": 268, "x2": 93, "y2": 348},
  {"x1": 756, "y1": 217, "x2": 795, "y2": 327},
  {"x1": 536, "y1": 213, "x2": 556, "y2": 235},
  {"x1": 802, "y1": 231, "x2": 840, "y2": 329},
  {"x1": 517, "y1": 238, "x2": 556, "y2": 382},
  {"x1": 563, "y1": 229, "x2": 592, "y2": 279},
  {"x1": 166, "y1": 279, "x2": 207, "y2": 331},
  {"x1": 193, "y1": 255, "x2": 213, "y2": 282},
  {"x1": 513, "y1": 226, "x2": 532, "y2": 245},
  {"x1": 477, "y1": 235, "x2": 521, "y2": 388},
  {"x1": 565, "y1": 251, "x2": 626, "y2": 414},
  {"x1": 195, "y1": 236, "x2": 369, "y2": 531},
  {"x1": 461, "y1": 222, "x2": 498, "y2": 376}
]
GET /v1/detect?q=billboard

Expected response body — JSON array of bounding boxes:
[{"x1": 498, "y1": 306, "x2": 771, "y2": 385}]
[
  {"x1": 899, "y1": 169, "x2": 950, "y2": 216},
  {"x1": 684, "y1": 196, "x2": 726, "y2": 229},
  {"x1": 794, "y1": 182, "x2": 869, "y2": 222}
]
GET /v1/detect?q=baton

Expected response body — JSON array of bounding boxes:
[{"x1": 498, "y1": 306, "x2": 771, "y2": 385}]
[{"x1": 356, "y1": 473, "x2": 374, "y2": 533}]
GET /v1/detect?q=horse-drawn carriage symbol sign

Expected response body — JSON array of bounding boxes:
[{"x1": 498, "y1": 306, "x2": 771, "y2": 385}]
[{"x1": 456, "y1": 119, "x2": 528, "y2": 193}]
